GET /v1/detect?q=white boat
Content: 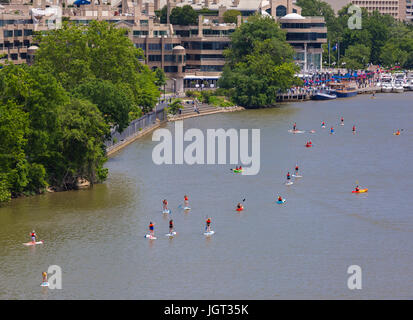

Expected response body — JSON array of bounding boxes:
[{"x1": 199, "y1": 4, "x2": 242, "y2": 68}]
[
  {"x1": 392, "y1": 80, "x2": 404, "y2": 93},
  {"x1": 406, "y1": 73, "x2": 413, "y2": 91},
  {"x1": 380, "y1": 74, "x2": 393, "y2": 93}
]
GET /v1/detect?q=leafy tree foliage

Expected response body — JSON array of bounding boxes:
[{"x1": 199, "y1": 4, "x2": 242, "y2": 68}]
[{"x1": 223, "y1": 10, "x2": 241, "y2": 24}]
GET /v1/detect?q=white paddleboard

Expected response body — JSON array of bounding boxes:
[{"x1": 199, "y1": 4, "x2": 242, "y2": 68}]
[
  {"x1": 276, "y1": 199, "x2": 286, "y2": 204},
  {"x1": 340, "y1": 123, "x2": 344, "y2": 126},
  {"x1": 204, "y1": 231, "x2": 215, "y2": 236},
  {"x1": 288, "y1": 130, "x2": 305, "y2": 134},
  {"x1": 23, "y1": 241, "x2": 44, "y2": 246},
  {"x1": 40, "y1": 282, "x2": 49, "y2": 287},
  {"x1": 285, "y1": 181, "x2": 293, "y2": 186},
  {"x1": 321, "y1": 125, "x2": 326, "y2": 128},
  {"x1": 183, "y1": 207, "x2": 191, "y2": 211},
  {"x1": 292, "y1": 174, "x2": 302, "y2": 178},
  {"x1": 144, "y1": 234, "x2": 157, "y2": 240},
  {"x1": 162, "y1": 209, "x2": 170, "y2": 214},
  {"x1": 165, "y1": 231, "x2": 177, "y2": 237}
]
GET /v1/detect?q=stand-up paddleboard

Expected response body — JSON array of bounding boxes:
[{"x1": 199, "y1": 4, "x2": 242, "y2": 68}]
[
  {"x1": 292, "y1": 174, "x2": 302, "y2": 178},
  {"x1": 165, "y1": 231, "x2": 177, "y2": 237},
  {"x1": 183, "y1": 207, "x2": 191, "y2": 211},
  {"x1": 309, "y1": 130, "x2": 316, "y2": 133},
  {"x1": 285, "y1": 181, "x2": 293, "y2": 186},
  {"x1": 144, "y1": 234, "x2": 157, "y2": 240},
  {"x1": 321, "y1": 125, "x2": 326, "y2": 129},
  {"x1": 23, "y1": 240, "x2": 44, "y2": 246},
  {"x1": 288, "y1": 130, "x2": 305, "y2": 134},
  {"x1": 162, "y1": 209, "x2": 171, "y2": 214},
  {"x1": 340, "y1": 123, "x2": 344, "y2": 126},
  {"x1": 40, "y1": 282, "x2": 49, "y2": 287},
  {"x1": 276, "y1": 199, "x2": 286, "y2": 204},
  {"x1": 204, "y1": 230, "x2": 215, "y2": 236}
]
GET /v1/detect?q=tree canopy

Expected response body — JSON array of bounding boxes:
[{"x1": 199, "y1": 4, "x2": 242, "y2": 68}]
[
  {"x1": 218, "y1": 15, "x2": 301, "y2": 108},
  {"x1": 223, "y1": 10, "x2": 241, "y2": 24}
]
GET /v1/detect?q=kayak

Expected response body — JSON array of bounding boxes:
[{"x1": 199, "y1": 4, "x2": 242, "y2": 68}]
[
  {"x1": 393, "y1": 132, "x2": 400, "y2": 135},
  {"x1": 236, "y1": 207, "x2": 244, "y2": 212},
  {"x1": 233, "y1": 169, "x2": 243, "y2": 173},
  {"x1": 352, "y1": 188, "x2": 368, "y2": 193},
  {"x1": 276, "y1": 199, "x2": 286, "y2": 204},
  {"x1": 23, "y1": 240, "x2": 44, "y2": 246},
  {"x1": 305, "y1": 144, "x2": 312, "y2": 148}
]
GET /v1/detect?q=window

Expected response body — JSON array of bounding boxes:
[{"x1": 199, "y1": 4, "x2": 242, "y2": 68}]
[
  {"x1": 133, "y1": 30, "x2": 148, "y2": 36},
  {"x1": 276, "y1": 5, "x2": 287, "y2": 17},
  {"x1": 148, "y1": 43, "x2": 161, "y2": 50},
  {"x1": 14, "y1": 30, "x2": 22, "y2": 37},
  {"x1": 164, "y1": 66, "x2": 178, "y2": 73},
  {"x1": 134, "y1": 43, "x2": 145, "y2": 49},
  {"x1": 164, "y1": 55, "x2": 175, "y2": 62},
  {"x1": 3, "y1": 30, "x2": 13, "y2": 38},
  {"x1": 164, "y1": 43, "x2": 173, "y2": 50},
  {"x1": 24, "y1": 29, "x2": 33, "y2": 36},
  {"x1": 148, "y1": 55, "x2": 162, "y2": 62}
]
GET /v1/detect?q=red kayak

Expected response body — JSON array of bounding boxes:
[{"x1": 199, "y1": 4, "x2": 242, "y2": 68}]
[
  {"x1": 305, "y1": 144, "x2": 312, "y2": 148},
  {"x1": 236, "y1": 207, "x2": 244, "y2": 212}
]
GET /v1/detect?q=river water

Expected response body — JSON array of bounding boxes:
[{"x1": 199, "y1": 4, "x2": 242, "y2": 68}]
[{"x1": 1, "y1": 93, "x2": 413, "y2": 299}]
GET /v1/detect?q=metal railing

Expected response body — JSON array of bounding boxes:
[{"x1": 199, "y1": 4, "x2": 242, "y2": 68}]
[{"x1": 105, "y1": 105, "x2": 166, "y2": 152}]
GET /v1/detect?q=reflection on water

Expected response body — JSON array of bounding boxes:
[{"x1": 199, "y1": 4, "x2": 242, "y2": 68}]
[{"x1": 1, "y1": 93, "x2": 413, "y2": 299}]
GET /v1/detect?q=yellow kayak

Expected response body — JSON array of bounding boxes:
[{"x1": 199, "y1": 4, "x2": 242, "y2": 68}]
[{"x1": 352, "y1": 188, "x2": 368, "y2": 193}]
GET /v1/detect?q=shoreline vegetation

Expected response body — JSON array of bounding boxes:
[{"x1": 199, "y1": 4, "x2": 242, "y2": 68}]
[{"x1": 1, "y1": 6, "x2": 412, "y2": 203}]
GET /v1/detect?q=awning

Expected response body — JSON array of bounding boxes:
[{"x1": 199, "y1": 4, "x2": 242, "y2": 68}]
[
  {"x1": 74, "y1": 0, "x2": 91, "y2": 5},
  {"x1": 184, "y1": 76, "x2": 220, "y2": 80}
]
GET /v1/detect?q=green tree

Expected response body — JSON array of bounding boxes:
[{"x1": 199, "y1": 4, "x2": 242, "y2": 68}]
[
  {"x1": 170, "y1": 5, "x2": 198, "y2": 25},
  {"x1": 219, "y1": 15, "x2": 300, "y2": 108},
  {"x1": 73, "y1": 79, "x2": 135, "y2": 133},
  {"x1": 223, "y1": 10, "x2": 241, "y2": 24},
  {"x1": 167, "y1": 99, "x2": 184, "y2": 115},
  {"x1": 342, "y1": 44, "x2": 371, "y2": 70}
]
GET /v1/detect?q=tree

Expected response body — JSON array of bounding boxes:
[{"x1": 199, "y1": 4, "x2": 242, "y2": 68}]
[
  {"x1": 154, "y1": 68, "x2": 167, "y2": 88},
  {"x1": 170, "y1": 5, "x2": 198, "y2": 26},
  {"x1": 73, "y1": 79, "x2": 135, "y2": 133},
  {"x1": 223, "y1": 10, "x2": 241, "y2": 24},
  {"x1": 342, "y1": 44, "x2": 371, "y2": 70},
  {"x1": 167, "y1": 99, "x2": 184, "y2": 115},
  {"x1": 218, "y1": 15, "x2": 301, "y2": 108},
  {"x1": 34, "y1": 20, "x2": 160, "y2": 115}
]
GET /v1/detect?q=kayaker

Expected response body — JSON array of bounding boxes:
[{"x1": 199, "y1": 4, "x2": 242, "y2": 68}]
[
  {"x1": 169, "y1": 219, "x2": 174, "y2": 234},
  {"x1": 149, "y1": 221, "x2": 155, "y2": 237},
  {"x1": 396, "y1": 129, "x2": 400, "y2": 135},
  {"x1": 355, "y1": 185, "x2": 360, "y2": 192},
  {"x1": 162, "y1": 199, "x2": 168, "y2": 210},
  {"x1": 206, "y1": 217, "x2": 211, "y2": 232},
  {"x1": 30, "y1": 230, "x2": 37, "y2": 243},
  {"x1": 236, "y1": 203, "x2": 243, "y2": 210},
  {"x1": 184, "y1": 195, "x2": 189, "y2": 207}
]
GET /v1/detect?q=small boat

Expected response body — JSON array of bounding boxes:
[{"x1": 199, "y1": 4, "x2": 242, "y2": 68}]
[
  {"x1": 329, "y1": 82, "x2": 358, "y2": 98},
  {"x1": 392, "y1": 81, "x2": 404, "y2": 93},
  {"x1": 382, "y1": 83, "x2": 393, "y2": 93},
  {"x1": 312, "y1": 91, "x2": 337, "y2": 100}
]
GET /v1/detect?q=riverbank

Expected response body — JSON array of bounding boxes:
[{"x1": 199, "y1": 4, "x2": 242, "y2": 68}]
[{"x1": 168, "y1": 105, "x2": 245, "y2": 122}]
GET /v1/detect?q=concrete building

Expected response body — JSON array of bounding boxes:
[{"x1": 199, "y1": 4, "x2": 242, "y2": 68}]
[
  {"x1": 350, "y1": 0, "x2": 407, "y2": 20},
  {"x1": 0, "y1": 0, "x2": 327, "y2": 92}
]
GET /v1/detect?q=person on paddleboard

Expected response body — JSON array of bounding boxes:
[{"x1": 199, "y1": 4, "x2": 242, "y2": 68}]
[
  {"x1": 42, "y1": 272, "x2": 48, "y2": 284},
  {"x1": 322, "y1": 121, "x2": 325, "y2": 127},
  {"x1": 278, "y1": 196, "x2": 283, "y2": 202},
  {"x1": 352, "y1": 125, "x2": 356, "y2": 133},
  {"x1": 341, "y1": 117, "x2": 344, "y2": 125},
  {"x1": 293, "y1": 122, "x2": 297, "y2": 131},
  {"x1": 206, "y1": 218, "x2": 211, "y2": 232},
  {"x1": 287, "y1": 172, "x2": 291, "y2": 181},
  {"x1": 149, "y1": 222, "x2": 155, "y2": 237},
  {"x1": 30, "y1": 230, "x2": 37, "y2": 243},
  {"x1": 169, "y1": 219, "x2": 174, "y2": 234},
  {"x1": 295, "y1": 165, "x2": 299, "y2": 175},
  {"x1": 330, "y1": 127, "x2": 334, "y2": 134},
  {"x1": 236, "y1": 203, "x2": 243, "y2": 210},
  {"x1": 162, "y1": 199, "x2": 168, "y2": 210},
  {"x1": 184, "y1": 195, "x2": 189, "y2": 207}
]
